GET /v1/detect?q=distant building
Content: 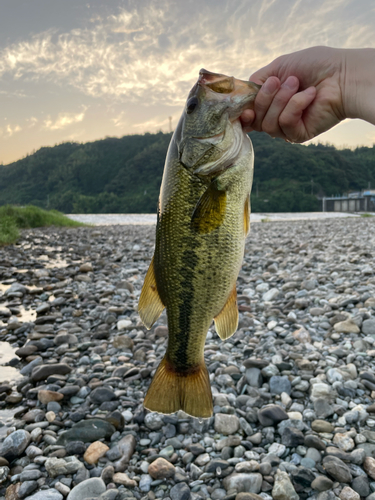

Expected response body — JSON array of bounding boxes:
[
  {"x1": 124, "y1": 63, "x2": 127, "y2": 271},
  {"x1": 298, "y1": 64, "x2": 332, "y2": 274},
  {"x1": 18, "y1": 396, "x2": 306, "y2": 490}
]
[{"x1": 322, "y1": 191, "x2": 375, "y2": 212}]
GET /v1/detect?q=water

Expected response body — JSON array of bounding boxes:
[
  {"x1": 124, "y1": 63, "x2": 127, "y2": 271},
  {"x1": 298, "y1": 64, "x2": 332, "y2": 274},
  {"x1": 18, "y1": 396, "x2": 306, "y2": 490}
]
[
  {"x1": 0, "y1": 341, "x2": 22, "y2": 383},
  {"x1": 67, "y1": 212, "x2": 369, "y2": 226}
]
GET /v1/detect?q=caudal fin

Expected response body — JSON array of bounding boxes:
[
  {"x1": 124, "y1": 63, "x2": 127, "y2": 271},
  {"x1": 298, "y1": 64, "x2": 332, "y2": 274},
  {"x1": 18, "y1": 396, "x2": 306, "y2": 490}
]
[{"x1": 144, "y1": 356, "x2": 213, "y2": 418}]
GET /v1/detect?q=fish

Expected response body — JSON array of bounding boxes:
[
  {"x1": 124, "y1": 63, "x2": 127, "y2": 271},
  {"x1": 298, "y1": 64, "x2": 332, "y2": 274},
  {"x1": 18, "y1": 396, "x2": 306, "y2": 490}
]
[{"x1": 138, "y1": 69, "x2": 260, "y2": 418}]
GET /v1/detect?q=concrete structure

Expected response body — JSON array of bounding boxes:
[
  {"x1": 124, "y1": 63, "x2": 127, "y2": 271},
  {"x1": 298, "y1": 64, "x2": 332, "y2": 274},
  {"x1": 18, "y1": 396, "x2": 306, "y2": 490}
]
[{"x1": 322, "y1": 193, "x2": 375, "y2": 213}]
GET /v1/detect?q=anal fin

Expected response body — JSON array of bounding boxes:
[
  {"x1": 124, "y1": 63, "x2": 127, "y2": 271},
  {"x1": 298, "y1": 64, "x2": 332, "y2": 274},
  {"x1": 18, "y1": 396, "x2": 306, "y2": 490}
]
[
  {"x1": 214, "y1": 285, "x2": 238, "y2": 340},
  {"x1": 138, "y1": 256, "x2": 165, "y2": 329},
  {"x1": 144, "y1": 356, "x2": 213, "y2": 418}
]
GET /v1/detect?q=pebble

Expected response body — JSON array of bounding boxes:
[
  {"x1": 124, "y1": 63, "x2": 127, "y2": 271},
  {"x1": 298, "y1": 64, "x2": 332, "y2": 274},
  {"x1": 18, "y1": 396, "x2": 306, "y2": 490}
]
[{"x1": 1, "y1": 220, "x2": 375, "y2": 500}]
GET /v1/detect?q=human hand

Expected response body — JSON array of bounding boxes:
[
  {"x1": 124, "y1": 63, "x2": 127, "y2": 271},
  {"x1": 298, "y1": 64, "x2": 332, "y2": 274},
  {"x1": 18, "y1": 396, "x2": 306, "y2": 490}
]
[{"x1": 241, "y1": 46, "x2": 348, "y2": 143}]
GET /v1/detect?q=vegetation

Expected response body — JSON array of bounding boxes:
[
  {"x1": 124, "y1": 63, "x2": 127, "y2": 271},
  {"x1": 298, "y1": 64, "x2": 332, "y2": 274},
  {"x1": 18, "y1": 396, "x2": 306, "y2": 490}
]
[
  {"x1": 0, "y1": 132, "x2": 374, "y2": 214},
  {"x1": 0, "y1": 205, "x2": 83, "y2": 245}
]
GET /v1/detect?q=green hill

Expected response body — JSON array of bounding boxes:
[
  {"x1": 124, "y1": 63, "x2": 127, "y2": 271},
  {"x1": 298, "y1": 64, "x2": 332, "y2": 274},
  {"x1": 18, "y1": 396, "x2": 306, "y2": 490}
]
[{"x1": 0, "y1": 131, "x2": 374, "y2": 213}]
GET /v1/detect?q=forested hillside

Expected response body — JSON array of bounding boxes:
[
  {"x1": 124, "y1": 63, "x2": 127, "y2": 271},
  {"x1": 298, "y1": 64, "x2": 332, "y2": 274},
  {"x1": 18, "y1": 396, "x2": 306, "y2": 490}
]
[{"x1": 0, "y1": 131, "x2": 374, "y2": 213}]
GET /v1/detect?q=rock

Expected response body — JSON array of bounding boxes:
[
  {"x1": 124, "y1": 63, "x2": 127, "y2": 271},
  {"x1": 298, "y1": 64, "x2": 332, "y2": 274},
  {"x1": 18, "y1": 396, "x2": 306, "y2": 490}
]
[
  {"x1": 170, "y1": 482, "x2": 191, "y2": 500},
  {"x1": 351, "y1": 475, "x2": 370, "y2": 496},
  {"x1": 25, "y1": 490, "x2": 63, "y2": 500},
  {"x1": 214, "y1": 413, "x2": 240, "y2": 435},
  {"x1": 90, "y1": 387, "x2": 117, "y2": 404},
  {"x1": 333, "y1": 432, "x2": 355, "y2": 452},
  {"x1": 112, "y1": 472, "x2": 137, "y2": 487},
  {"x1": 281, "y1": 427, "x2": 305, "y2": 447},
  {"x1": 311, "y1": 476, "x2": 334, "y2": 491},
  {"x1": 148, "y1": 457, "x2": 175, "y2": 479},
  {"x1": 31, "y1": 363, "x2": 72, "y2": 381},
  {"x1": 258, "y1": 405, "x2": 288, "y2": 426},
  {"x1": 56, "y1": 419, "x2": 115, "y2": 445},
  {"x1": 223, "y1": 472, "x2": 262, "y2": 493},
  {"x1": 18, "y1": 480, "x2": 38, "y2": 497},
  {"x1": 84, "y1": 441, "x2": 110, "y2": 464},
  {"x1": 323, "y1": 456, "x2": 352, "y2": 483},
  {"x1": 314, "y1": 398, "x2": 334, "y2": 418},
  {"x1": 0, "y1": 430, "x2": 31, "y2": 461},
  {"x1": 363, "y1": 456, "x2": 375, "y2": 479},
  {"x1": 362, "y1": 319, "x2": 375, "y2": 335},
  {"x1": 311, "y1": 420, "x2": 334, "y2": 433},
  {"x1": 263, "y1": 288, "x2": 280, "y2": 301},
  {"x1": 144, "y1": 413, "x2": 164, "y2": 430},
  {"x1": 235, "y1": 494, "x2": 264, "y2": 500},
  {"x1": 270, "y1": 376, "x2": 292, "y2": 395},
  {"x1": 304, "y1": 434, "x2": 326, "y2": 451},
  {"x1": 339, "y1": 486, "x2": 360, "y2": 500},
  {"x1": 334, "y1": 320, "x2": 360, "y2": 334},
  {"x1": 45, "y1": 456, "x2": 83, "y2": 477},
  {"x1": 38, "y1": 390, "x2": 64, "y2": 404},
  {"x1": 79, "y1": 263, "x2": 93, "y2": 272},
  {"x1": 67, "y1": 478, "x2": 106, "y2": 499},
  {"x1": 272, "y1": 469, "x2": 299, "y2": 500},
  {"x1": 117, "y1": 434, "x2": 136, "y2": 462}
]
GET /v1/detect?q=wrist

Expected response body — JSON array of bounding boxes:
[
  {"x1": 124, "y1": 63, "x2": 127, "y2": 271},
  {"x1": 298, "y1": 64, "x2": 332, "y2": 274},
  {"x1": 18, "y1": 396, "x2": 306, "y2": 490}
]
[{"x1": 342, "y1": 48, "x2": 375, "y2": 124}]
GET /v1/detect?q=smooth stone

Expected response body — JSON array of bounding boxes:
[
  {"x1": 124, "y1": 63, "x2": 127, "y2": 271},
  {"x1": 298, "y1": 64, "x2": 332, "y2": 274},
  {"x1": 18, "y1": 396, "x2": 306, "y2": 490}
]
[
  {"x1": 214, "y1": 414, "x2": 240, "y2": 435},
  {"x1": 148, "y1": 457, "x2": 175, "y2": 479},
  {"x1": 25, "y1": 490, "x2": 63, "y2": 500},
  {"x1": 45, "y1": 456, "x2": 84, "y2": 477},
  {"x1": 272, "y1": 469, "x2": 299, "y2": 500},
  {"x1": 84, "y1": 442, "x2": 110, "y2": 465},
  {"x1": 270, "y1": 376, "x2": 292, "y2": 395},
  {"x1": 0, "y1": 430, "x2": 31, "y2": 461},
  {"x1": 311, "y1": 475, "x2": 334, "y2": 491},
  {"x1": 170, "y1": 482, "x2": 191, "y2": 500},
  {"x1": 56, "y1": 419, "x2": 115, "y2": 445},
  {"x1": 257, "y1": 405, "x2": 288, "y2": 426},
  {"x1": 223, "y1": 473, "x2": 262, "y2": 493},
  {"x1": 67, "y1": 478, "x2": 106, "y2": 500},
  {"x1": 31, "y1": 363, "x2": 72, "y2": 382},
  {"x1": 322, "y1": 456, "x2": 352, "y2": 483}
]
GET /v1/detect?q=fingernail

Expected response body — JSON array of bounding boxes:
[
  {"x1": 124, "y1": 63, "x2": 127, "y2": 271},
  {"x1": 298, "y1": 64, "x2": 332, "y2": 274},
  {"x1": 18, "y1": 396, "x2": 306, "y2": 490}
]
[
  {"x1": 262, "y1": 77, "x2": 279, "y2": 95},
  {"x1": 281, "y1": 76, "x2": 298, "y2": 90}
]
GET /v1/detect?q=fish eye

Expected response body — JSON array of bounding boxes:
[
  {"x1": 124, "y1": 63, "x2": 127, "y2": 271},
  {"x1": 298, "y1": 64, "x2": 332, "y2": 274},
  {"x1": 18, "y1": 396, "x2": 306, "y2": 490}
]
[{"x1": 186, "y1": 97, "x2": 199, "y2": 114}]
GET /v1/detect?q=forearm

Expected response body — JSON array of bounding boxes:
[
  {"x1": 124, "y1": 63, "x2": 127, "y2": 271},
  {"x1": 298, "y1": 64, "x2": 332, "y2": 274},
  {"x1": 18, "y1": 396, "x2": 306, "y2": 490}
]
[{"x1": 342, "y1": 48, "x2": 375, "y2": 125}]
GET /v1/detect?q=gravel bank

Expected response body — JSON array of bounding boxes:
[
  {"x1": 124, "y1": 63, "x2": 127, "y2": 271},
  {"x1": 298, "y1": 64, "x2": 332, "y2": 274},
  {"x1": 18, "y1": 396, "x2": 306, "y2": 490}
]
[{"x1": 0, "y1": 218, "x2": 375, "y2": 500}]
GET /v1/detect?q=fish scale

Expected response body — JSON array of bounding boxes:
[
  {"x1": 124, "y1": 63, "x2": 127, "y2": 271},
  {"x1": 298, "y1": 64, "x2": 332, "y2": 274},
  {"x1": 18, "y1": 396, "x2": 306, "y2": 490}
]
[{"x1": 138, "y1": 69, "x2": 260, "y2": 417}]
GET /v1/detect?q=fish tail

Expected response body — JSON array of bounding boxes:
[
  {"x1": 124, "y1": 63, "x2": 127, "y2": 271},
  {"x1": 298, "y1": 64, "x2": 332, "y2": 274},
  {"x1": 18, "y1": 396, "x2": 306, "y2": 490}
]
[{"x1": 144, "y1": 356, "x2": 213, "y2": 418}]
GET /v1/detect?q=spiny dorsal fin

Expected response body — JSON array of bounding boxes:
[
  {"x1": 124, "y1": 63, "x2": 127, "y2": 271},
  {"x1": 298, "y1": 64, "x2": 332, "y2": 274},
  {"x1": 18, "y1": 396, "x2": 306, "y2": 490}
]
[
  {"x1": 144, "y1": 356, "x2": 213, "y2": 418},
  {"x1": 138, "y1": 256, "x2": 165, "y2": 329},
  {"x1": 244, "y1": 196, "x2": 250, "y2": 236},
  {"x1": 214, "y1": 285, "x2": 238, "y2": 340},
  {"x1": 191, "y1": 181, "x2": 226, "y2": 234}
]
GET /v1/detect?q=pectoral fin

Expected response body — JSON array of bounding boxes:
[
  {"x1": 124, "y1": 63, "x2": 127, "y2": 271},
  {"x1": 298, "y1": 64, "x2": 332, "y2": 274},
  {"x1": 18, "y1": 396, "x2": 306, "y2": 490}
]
[
  {"x1": 138, "y1": 256, "x2": 165, "y2": 329},
  {"x1": 214, "y1": 285, "x2": 238, "y2": 340},
  {"x1": 191, "y1": 181, "x2": 226, "y2": 234},
  {"x1": 244, "y1": 196, "x2": 250, "y2": 235}
]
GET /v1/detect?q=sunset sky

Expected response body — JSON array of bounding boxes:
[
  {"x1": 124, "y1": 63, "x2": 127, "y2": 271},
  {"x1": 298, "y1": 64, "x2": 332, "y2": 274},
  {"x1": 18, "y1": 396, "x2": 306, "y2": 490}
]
[{"x1": 1, "y1": 0, "x2": 375, "y2": 165}]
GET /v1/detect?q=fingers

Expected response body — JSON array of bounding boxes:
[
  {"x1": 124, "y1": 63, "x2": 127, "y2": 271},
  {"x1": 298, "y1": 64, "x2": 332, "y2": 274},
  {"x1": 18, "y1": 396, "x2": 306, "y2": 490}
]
[
  {"x1": 279, "y1": 87, "x2": 317, "y2": 142},
  {"x1": 240, "y1": 109, "x2": 255, "y2": 132},
  {"x1": 250, "y1": 77, "x2": 281, "y2": 131},
  {"x1": 259, "y1": 76, "x2": 299, "y2": 137}
]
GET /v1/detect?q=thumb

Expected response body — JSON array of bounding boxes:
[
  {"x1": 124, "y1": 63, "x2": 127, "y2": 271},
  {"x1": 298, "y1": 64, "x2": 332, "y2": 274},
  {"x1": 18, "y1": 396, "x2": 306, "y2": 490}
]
[{"x1": 249, "y1": 62, "x2": 274, "y2": 84}]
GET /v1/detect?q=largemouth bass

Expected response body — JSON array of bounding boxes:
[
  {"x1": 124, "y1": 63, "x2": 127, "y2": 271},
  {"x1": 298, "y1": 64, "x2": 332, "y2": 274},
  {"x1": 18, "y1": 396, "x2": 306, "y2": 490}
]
[{"x1": 138, "y1": 69, "x2": 260, "y2": 418}]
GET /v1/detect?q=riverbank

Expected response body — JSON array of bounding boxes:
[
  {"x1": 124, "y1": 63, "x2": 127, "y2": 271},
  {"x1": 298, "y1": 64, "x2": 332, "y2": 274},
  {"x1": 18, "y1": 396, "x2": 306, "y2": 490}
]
[{"x1": 0, "y1": 218, "x2": 375, "y2": 500}]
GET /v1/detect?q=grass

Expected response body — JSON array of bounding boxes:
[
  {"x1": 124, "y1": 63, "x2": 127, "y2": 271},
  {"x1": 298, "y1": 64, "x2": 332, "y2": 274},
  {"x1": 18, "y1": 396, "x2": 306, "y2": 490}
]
[
  {"x1": 0, "y1": 205, "x2": 84, "y2": 246},
  {"x1": 360, "y1": 213, "x2": 374, "y2": 218}
]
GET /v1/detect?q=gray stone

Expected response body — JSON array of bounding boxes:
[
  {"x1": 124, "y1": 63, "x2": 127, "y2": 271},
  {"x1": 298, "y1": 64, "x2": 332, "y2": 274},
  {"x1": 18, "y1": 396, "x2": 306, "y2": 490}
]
[
  {"x1": 311, "y1": 476, "x2": 334, "y2": 492},
  {"x1": 67, "y1": 478, "x2": 106, "y2": 500},
  {"x1": 144, "y1": 413, "x2": 164, "y2": 430},
  {"x1": 170, "y1": 482, "x2": 191, "y2": 500},
  {"x1": 1, "y1": 429, "x2": 31, "y2": 461},
  {"x1": 31, "y1": 363, "x2": 72, "y2": 381},
  {"x1": 270, "y1": 376, "x2": 292, "y2": 395},
  {"x1": 272, "y1": 469, "x2": 299, "y2": 500},
  {"x1": 351, "y1": 475, "x2": 370, "y2": 497},
  {"x1": 362, "y1": 319, "x2": 375, "y2": 335},
  {"x1": 245, "y1": 368, "x2": 263, "y2": 388},
  {"x1": 18, "y1": 480, "x2": 38, "y2": 498},
  {"x1": 45, "y1": 456, "x2": 84, "y2": 477},
  {"x1": 214, "y1": 414, "x2": 240, "y2": 435},
  {"x1": 322, "y1": 456, "x2": 352, "y2": 483},
  {"x1": 258, "y1": 405, "x2": 288, "y2": 426},
  {"x1": 223, "y1": 472, "x2": 262, "y2": 493},
  {"x1": 56, "y1": 419, "x2": 115, "y2": 445},
  {"x1": 26, "y1": 490, "x2": 63, "y2": 500}
]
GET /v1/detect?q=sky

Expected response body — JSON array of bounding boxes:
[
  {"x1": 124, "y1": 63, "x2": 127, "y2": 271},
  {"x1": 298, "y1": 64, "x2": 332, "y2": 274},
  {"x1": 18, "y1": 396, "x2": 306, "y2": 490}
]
[{"x1": 0, "y1": 0, "x2": 375, "y2": 165}]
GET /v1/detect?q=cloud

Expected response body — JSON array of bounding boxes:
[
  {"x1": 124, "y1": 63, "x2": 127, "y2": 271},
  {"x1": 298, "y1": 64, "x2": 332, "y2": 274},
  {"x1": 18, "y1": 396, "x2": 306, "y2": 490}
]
[
  {"x1": 0, "y1": 0, "x2": 373, "y2": 108},
  {"x1": 0, "y1": 124, "x2": 22, "y2": 138},
  {"x1": 43, "y1": 108, "x2": 86, "y2": 130}
]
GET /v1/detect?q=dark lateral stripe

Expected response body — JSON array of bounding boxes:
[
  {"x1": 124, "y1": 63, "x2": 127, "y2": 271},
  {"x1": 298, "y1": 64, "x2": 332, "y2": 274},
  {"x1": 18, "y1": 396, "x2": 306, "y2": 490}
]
[{"x1": 177, "y1": 246, "x2": 199, "y2": 369}]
